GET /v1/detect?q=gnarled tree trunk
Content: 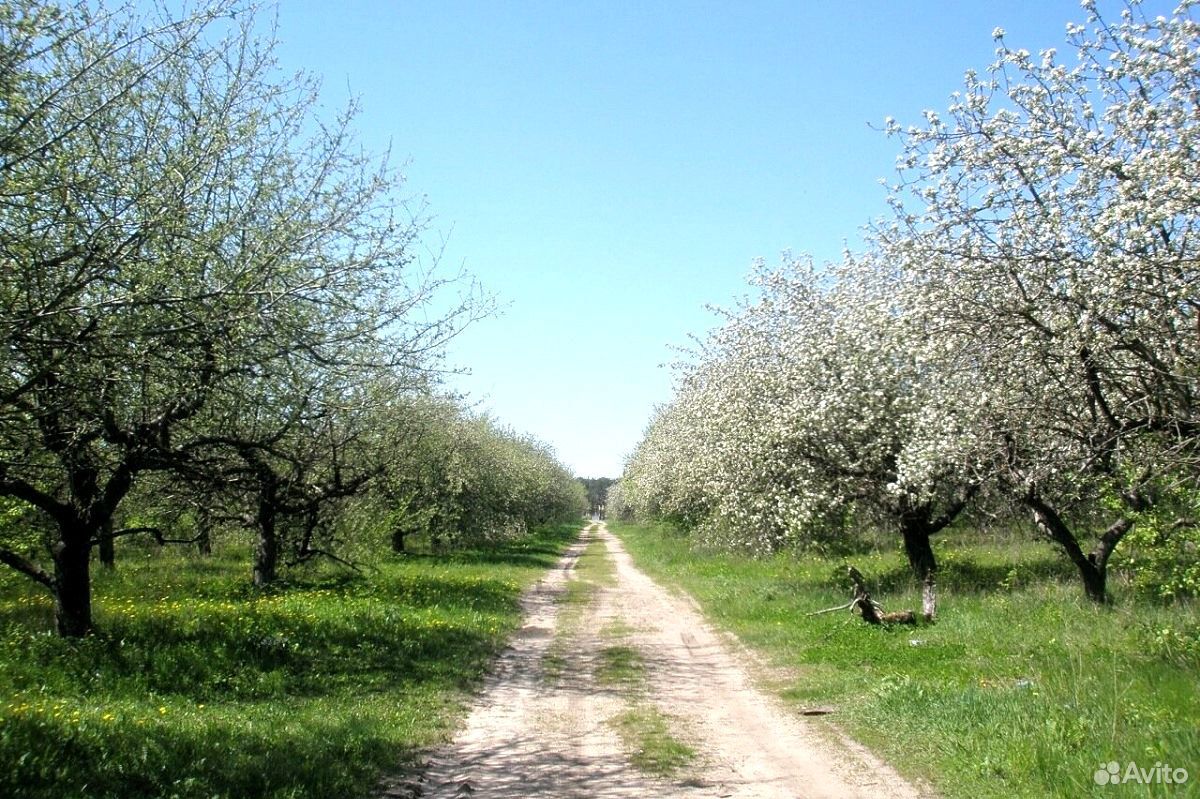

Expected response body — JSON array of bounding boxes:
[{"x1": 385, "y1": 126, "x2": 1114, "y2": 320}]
[
  {"x1": 252, "y1": 505, "x2": 279, "y2": 588},
  {"x1": 97, "y1": 519, "x2": 115, "y2": 568},
  {"x1": 53, "y1": 527, "x2": 94, "y2": 637},
  {"x1": 1025, "y1": 490, "x2": 1133, "y2": 604},
  {"x1": 391, "y1": 528, "x2": 409, "y2": 553},
  {"x1": 901, "y1": 523, "x2": 938, "y2": 623}
]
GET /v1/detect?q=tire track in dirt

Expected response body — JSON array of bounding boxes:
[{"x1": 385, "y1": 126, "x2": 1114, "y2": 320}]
[{"x1": 383, "y1": 523, "x2": 933, "y2": 798}]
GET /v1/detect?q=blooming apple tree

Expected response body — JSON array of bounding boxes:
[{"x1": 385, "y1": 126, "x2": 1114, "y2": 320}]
[
  {"x1": 878, "y1": 0, "x2": 1200, "y2": 601},
  {"x1": 624, "y1": 252, "x2": 979, "y2": 619}
]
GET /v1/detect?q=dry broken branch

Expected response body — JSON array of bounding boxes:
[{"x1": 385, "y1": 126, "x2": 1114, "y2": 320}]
[
  {"x1": 845, "y1": 566, "x2": 916, "y2": 626},
  {"x1": 804, "y1": 600, "x2": 856, "y2": 617}
]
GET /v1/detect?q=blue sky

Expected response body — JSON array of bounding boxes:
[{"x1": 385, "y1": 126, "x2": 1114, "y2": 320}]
[{"x1": 269, "y1": 1, "x2": 1173, "y2": 478}]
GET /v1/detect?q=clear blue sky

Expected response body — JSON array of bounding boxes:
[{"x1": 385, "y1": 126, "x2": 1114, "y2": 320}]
[{"x1": 268, "y1": 0, "x2": 1173, "y2": 478}]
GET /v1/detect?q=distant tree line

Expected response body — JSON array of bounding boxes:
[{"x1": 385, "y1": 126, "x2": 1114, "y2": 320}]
[{"x1": 578, "y1": 477, "x2": 616, "y2": 517}]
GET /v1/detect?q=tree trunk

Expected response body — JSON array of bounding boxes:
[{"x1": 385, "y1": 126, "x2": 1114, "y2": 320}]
[
  {"x1": 253, "y1": 512, "x2": 278, "y2": 587},
  {"x1": 1025, "y1": 493, "x2": 1108, "y2": 603},
  {"x1": 1078, "y1": 556, "x2": 1108, "y2": 604},
  {"x1": 900, "y1": 521, "x2": 938, "y2": 622},
  {"x1": 390, "y1": 528, "x2": 408, "y2": 553},
  {"x1": 97, "y1": 519, "x2": 115, "y2": 568},
  {"x1": 97, "y1": 536, "x2": 114, "y2": 568},
  {"x1": 53, "y1": 531, "x2": 93, "y2": 637},
  {"x1": 194, "y1": 510, "x2": 214, "y2": 555}
]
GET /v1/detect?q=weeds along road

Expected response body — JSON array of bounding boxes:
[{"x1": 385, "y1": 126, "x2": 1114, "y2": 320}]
[{"x1": 383, "y1": 522, "x2": 932, "y2": 799}]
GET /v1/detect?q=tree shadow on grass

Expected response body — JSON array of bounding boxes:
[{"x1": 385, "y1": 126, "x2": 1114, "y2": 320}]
[
  {"x1": 0, "y1": 523, "x2": 586, "y2": 798},
  {"x1": 0, "y1": 576, "x2": 525, "y2": 798},
  {"x1": 1, "y1": 567, "x2": 532, "y2": 698},
  {"x1": 0, "y1": 701, "x2": 429, "y2": 799},
  {"x1": 395, "y1": 522, "x2": 581, "y2": 571},
  {"x1": 861, "y1": 553, "x2": 1076, "y2": 596}
]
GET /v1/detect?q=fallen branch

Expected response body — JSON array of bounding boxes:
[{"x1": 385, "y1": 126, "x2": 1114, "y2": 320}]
[
  {"x1": 805, "y1": 600, "x2": 856, "y2": 617},
  {"x1": 845, "y1": 566, "x2": 916, "y2": 626},
  {"x1": 94, "y1": 526, "x2": 207, "y2": 546}
]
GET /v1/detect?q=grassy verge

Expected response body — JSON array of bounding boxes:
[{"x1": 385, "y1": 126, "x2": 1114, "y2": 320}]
[
  {"x1": 0, "y1": 522, "x2": 583, "y2": 799},
  {"x1": 609, "y1": 520, "x2": 1200, "y2": 799}
]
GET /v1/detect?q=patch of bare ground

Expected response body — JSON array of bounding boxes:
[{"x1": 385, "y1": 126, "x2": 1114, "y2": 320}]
[{"x1": 381, "y1": 522, "x2": 934, "y2": 798}]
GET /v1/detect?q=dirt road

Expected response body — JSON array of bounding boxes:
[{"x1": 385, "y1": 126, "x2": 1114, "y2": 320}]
[{"x1": 384, "y1": 523, "x2": 931, "y2": 798}]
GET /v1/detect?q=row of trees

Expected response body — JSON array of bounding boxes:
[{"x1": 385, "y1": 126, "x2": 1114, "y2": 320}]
[
  {"x1": 0, "y1": 0, "x2": 585, "y2": 637},
  {"x1": 616, "y1": 1, "x2": 1200, "y2": 613},
  {"x1": 579, "y1": 476, "x2": 616, "y2": 517}
]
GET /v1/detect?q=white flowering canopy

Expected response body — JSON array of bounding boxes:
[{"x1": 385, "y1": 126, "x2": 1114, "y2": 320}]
[
  {"x1": 623, "y1": 2, "x2": 1200, "y2": 602},
  {"x1": 624, "y1": 252, "x2": 978, "y2": 553},
  {"x1": 880, "y1": 0, "x2": 1200, "y2": 494}
]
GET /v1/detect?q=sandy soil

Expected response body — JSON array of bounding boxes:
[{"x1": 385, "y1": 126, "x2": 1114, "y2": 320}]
[{"x1": 381, "y1": 522, "x2": 933, "y2": 798}]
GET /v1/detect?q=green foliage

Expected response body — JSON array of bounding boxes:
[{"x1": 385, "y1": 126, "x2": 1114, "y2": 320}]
[
  {"x1": 1139, "y1": 621, "x2": 1200, "y2": 669},
  {"x1": 0, "y1": 523, "x2": 580, "y2": 799},
  {"x1": 1109, "y1": 488, "x2": 1200, "y2": 601},
  {"x1": 595, "y1": 645, "x2": 646, "y2": 688},
  {"x1": 578, "y1": 476, "x2": 616, "y2": 516},
  {"x1": 369, "y1": 403, "x2": 586, "y2": 552},
  {"x1": 0, "y1": 499, "x2": 41, "y2": 553},
  {"x1": 612, "y1": 521, "x2": 1200, "y2": 799}
]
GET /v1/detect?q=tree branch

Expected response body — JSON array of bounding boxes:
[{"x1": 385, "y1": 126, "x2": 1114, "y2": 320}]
[
  {"x1": 287, "y1": 546, "x2": 363, "y2": 573},
  {"x1": 0, "y1": 547, "x2": 53, "y2": 589},
  {"x1": 0, "y1": 473, "x2": 72, "y2": 526}
]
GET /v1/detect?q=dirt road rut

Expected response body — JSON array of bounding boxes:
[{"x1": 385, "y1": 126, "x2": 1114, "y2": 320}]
[{"x1": 385, "y1": 523, "x2": 931, "y2": 798}]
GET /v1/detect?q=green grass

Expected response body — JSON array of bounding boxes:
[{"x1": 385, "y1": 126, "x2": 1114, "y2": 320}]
[
  {"x1": 608, "y1": 705, "x2": 698, "y2": 776},
  {"x1": 596, "y1": 644, "x2": 647, "y2": 689},
  {"x1": 540, "y1": 650, "x2": 568, "y2": 682},
  {"x1": 558, "y1": 529, "x2": 614, "y2": 609},
  {"x1": 0, "y1": 522, "x2": 583, "y2": 799},
  {"x1": 543, "y1": 526, "x2": 610, "y2": 682},
  {"x1": 600, "y1": 618, "x2": 639, "y2": 638},
  {"x1": 575, "y1": 531, "x2": 618, "y2": 586},
  {"x1": 609, "y1": 521, "x2": 1200, "y2": 799}
]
